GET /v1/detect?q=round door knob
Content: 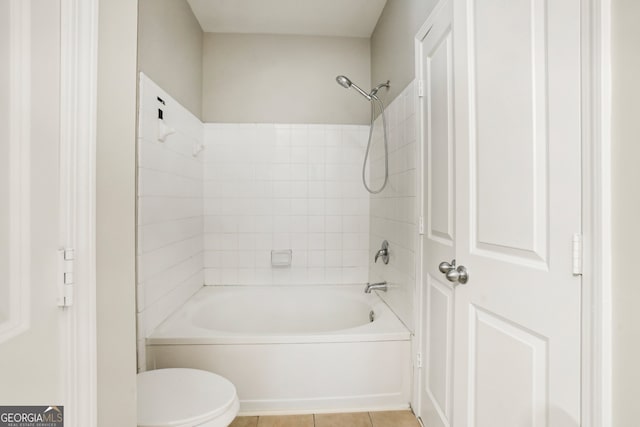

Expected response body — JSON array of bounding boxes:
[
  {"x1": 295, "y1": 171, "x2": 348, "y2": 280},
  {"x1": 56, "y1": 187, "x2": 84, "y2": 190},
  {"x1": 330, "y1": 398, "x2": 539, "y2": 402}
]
[
  {"x1": 445, "y1": 265, "x2": 469, "y2": 285},
  {"x1": 438, "y1": 260, "x2": 456, "y2": 274}
]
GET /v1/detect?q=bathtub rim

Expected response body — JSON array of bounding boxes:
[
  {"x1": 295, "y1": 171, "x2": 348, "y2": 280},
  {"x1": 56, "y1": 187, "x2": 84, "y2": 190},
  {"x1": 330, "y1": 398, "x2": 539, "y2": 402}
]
[{"x1": 146, "y1": 284, "x2": 411, "y2": 345}]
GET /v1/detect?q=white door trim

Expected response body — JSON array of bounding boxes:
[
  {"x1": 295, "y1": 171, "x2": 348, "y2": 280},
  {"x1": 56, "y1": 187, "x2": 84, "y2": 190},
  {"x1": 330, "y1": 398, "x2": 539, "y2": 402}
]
[
  {"x1": 581, "y1": 0, "x2": 612, "y2": 425},
  {"x1": 59, "y1": 0, "x2": 98, "y2": 425}
]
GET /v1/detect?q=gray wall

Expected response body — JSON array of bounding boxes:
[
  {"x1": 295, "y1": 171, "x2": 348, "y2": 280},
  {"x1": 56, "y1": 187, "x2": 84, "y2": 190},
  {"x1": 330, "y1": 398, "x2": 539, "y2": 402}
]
[
  {"x1": 138, "y1": 0, "x2": 203, "y2": 119},
  {"x1": 202, "y1": 33, "x2": 371, "y2": 124},
  {"x1": 97, "y1": 0, "x2": 138, "y2": 424},
  {"x1": 611, "y1": 0, "x2": 640, "y2": 424},
  {"x1": 370, "y1": 0, "x2": 437, "y2": 102}
]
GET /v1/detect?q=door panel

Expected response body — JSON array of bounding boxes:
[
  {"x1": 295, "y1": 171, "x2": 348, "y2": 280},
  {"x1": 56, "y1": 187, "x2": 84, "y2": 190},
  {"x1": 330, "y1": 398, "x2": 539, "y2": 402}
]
[
  {"x1": 427, "y1": 26, "x2": 455, "y2": 245},
  {"x1": 418, "y1": 2, "x2": 455, "y2": 427},
  {"x1": 471, "y1": 0, "x2": 549, "y2": 264},
  {"x1": 453, "y1": 0, "x2": 582, "y2": 425},
  {"x1": 470, "y1": 306, "x2": 548, "y2": 427},
  {"x1": 425, "y1": 276, "x2": 453, "y2": 417}
]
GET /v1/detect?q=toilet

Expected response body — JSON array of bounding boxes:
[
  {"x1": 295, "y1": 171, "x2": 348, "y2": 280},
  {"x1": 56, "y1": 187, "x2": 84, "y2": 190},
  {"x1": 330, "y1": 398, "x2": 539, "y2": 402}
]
[{"x1": 137, "y1": 368, "x2": 239, "y2": 427}]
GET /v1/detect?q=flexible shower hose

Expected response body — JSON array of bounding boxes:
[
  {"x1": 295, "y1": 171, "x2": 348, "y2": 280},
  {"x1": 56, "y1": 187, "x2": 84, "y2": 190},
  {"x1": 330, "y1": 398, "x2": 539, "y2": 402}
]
[{"x1": 362, "y1": 95, "x2": 389, "y2": 194}]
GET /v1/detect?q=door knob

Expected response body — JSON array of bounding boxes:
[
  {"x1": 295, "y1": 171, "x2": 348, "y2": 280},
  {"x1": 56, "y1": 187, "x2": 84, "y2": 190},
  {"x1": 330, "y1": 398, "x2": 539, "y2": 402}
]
[
  {"x1": 438, "y1": 259, "x2": 456, "y2": 274},
  {"x1": 445, "y1": 265, "x2": 469, "y2": 284}
]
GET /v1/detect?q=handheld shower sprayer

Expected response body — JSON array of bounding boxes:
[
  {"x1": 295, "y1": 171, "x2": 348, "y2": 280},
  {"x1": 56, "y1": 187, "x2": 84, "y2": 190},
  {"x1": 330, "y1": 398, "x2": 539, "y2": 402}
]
[
  {"x1": 335, "y1": 75, "x2": 391, "y2": 194},
  {"x1": 335, "y1": 75, "x2": 391, "y2": 100},
  {"x1": 335, "y1": 75, "x2": 372, "y2": 100}
]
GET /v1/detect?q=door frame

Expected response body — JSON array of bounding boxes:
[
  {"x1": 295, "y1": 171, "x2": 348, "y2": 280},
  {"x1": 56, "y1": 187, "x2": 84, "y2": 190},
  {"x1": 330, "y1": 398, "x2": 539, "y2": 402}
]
[
  {"x1": 580, "y1": 0, "x2": 612, "y2": 425},
  {"x1": 412, "y1": 0, "x2": 613, "y2": 425},
  {"x1": 59, "y1": 0, "x2": 99, "y2": 425}
]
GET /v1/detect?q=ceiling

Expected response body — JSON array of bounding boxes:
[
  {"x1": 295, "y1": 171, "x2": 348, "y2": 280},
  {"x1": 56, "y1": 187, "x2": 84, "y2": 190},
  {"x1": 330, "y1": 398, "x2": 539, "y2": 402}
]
[{"x1": 187, "y1": 0, "x2": 388, "y2": 38}]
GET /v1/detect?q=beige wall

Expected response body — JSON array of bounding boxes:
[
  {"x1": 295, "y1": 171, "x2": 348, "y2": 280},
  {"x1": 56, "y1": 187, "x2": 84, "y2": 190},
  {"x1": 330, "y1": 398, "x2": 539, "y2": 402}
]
[
  {"x1": 202, "y1": 33, "x2": 370, "y2": 124},
  {"x1": 96, "y1": 0, "x2": 138, "y2": 424},
  {"x1": 138, "y1": 0, "x2": 203, "y2": 119},
  {"x1": 370, "y1": 0, "x2": 437, "y2": 103},
  {"x1": 611, "y1": 0, "x2": 640, "y2": 425}
]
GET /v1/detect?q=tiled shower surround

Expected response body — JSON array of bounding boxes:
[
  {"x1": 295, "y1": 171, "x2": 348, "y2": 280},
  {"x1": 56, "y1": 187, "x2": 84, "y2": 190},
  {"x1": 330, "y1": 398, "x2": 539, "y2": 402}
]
[
  {"x1": 368, "y1": 81, "x2": 418, "y2": 330},
  {"x1": 136, "y1": 74, "x2": 418, "y2": 369},
  {"x1": 137, "y1": 74, "x2": 204, "y2": 369},
  {"x1": 203, "y1": 124, "x2": 371, "y2": 285}
]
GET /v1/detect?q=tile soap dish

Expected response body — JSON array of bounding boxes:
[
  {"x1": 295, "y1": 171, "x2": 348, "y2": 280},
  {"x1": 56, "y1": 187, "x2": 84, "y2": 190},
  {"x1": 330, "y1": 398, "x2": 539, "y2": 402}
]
[{"x1": 271, "y1": 249, "x2": 292, "y2": 267}]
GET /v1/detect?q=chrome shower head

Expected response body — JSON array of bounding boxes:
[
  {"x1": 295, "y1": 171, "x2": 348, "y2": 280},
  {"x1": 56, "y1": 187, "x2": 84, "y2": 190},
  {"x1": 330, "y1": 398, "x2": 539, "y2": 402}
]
[
  {"x1": 335, "y1": 75, "x2": 371, "y2": 100},
  {"x1": 336, "y1": 75, "x2": 352, "y2": 89}
]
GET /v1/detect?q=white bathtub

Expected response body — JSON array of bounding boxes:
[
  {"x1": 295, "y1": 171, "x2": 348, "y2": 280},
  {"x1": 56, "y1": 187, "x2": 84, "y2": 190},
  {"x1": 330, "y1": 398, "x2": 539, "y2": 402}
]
[{"x1": 146, "y1": 285, "x2": 412, "y2": 415}]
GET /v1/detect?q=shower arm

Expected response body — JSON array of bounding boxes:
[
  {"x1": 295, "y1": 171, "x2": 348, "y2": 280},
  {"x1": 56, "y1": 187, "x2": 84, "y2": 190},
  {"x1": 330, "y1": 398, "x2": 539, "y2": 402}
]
[
  {"x1": 369, "y1": 80, "x2": 390, "y2": 98},
  {"x1": 350, "y1": 82, "x2": 372, "y2": 100}
]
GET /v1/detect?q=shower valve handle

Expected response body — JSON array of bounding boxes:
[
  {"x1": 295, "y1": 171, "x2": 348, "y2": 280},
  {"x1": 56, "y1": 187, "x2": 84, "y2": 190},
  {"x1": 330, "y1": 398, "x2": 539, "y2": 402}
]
[
  {"x1": 374, "y1": 240, "x2": 390, "y2": 264},
  {"x1": 374, "y1": 249, "x2": 387, "y2": 263}
]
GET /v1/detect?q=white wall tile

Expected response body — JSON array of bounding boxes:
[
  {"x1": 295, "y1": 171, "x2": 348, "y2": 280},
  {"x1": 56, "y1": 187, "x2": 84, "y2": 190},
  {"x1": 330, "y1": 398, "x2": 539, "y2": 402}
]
[
  {"x1": 368, "y1": 80, "x2": 419, "y2": 332},
  {"x1": 203, "y1": 123, "x2": 370, "y2": 285},
  {"x1": 308, "y1": 251, "x2": 325, "y2": 268},
  {"x1": 325, "y1": 251, "x2": 342, "y2": 267},
  {"x1": 291, "y1": 233, "x2": 308, "y2": 250},
  {"x1": 308, "y1": 233, "x2": 325, "y2": 250},
  {"x1": 138, "y1": 217, "x2": 203, "y2": 255},
  {"x1": 308, "y1": 216, "x2": 325, "y2": 233},
  {"x1": 137, "y1": 74, "x2": 204, "y2": 371},
  {"x1": 325, "y1": 233, "x2": 342, "y2": 249},
  {"x1": 137, "y1": 236, "x2": 202, "y2": 283}
]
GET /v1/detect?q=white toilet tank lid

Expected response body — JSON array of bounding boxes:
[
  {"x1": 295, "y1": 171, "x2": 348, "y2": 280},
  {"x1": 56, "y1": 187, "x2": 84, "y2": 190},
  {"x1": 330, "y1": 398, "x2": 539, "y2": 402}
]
[{"x1": 137, "y1": 368, "x2": 238, "y2": 427}]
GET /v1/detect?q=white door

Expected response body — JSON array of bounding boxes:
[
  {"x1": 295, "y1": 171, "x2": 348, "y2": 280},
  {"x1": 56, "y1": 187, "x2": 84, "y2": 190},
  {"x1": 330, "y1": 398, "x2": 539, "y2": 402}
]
[
  {"x1": 0, "y1": 2, "x2": 98, "y2": 423},
  {"x1": 1, "y1": 0, "x2": 96, "y2": 425},
  {"x1": 418, "y1": 0, "x2": 583, "y2": 425},
  {"x1": 0, "y1": 0, "x2": 66, "y2": 402},
  {"x1": 417, "y1": 2, "x2": 456, "y2": 427},
  {"x1": 451, "y1": 0, "x2": 582, "y2": 425}
]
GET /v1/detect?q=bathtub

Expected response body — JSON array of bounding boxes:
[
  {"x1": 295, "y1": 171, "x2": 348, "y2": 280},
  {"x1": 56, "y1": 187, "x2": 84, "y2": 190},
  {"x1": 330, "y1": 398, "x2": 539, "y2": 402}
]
[{"x1": 145, "y1": 285, "x2": 412, "y2": 415}]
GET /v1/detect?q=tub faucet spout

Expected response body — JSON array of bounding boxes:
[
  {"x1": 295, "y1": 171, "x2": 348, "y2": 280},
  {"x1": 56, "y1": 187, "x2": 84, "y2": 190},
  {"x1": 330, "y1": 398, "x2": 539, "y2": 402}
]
[{"x1": 364, "y1": 281, "x2": 387, "y2": 293}]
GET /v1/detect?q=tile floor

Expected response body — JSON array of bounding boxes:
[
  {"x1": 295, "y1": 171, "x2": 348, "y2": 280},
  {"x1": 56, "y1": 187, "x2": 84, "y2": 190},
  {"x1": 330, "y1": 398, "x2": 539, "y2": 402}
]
[{"x1": 229, "y1": 410, "x2": 421, "y2": 427}]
